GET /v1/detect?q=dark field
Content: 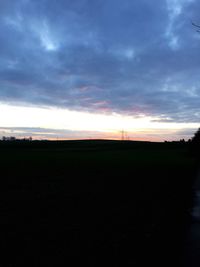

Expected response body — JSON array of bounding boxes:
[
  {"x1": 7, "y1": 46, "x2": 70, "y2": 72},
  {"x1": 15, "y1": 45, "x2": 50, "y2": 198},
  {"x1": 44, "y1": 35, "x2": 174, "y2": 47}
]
[{"x1": 0, "y1": 140, "x2": 198, "y2": 266}]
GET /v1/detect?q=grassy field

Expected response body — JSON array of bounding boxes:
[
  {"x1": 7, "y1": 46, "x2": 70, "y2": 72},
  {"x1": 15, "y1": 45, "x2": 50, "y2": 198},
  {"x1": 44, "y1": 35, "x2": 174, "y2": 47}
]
[{"x1": 0, "y1": 140, "x2": 198, "y2": 266}]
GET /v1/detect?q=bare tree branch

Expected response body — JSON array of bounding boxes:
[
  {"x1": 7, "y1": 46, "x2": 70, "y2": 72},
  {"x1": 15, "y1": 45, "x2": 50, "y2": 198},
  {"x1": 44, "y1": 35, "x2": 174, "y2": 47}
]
[{"x1": 191, "y1": 20, "x2": 200, "y2": 29}]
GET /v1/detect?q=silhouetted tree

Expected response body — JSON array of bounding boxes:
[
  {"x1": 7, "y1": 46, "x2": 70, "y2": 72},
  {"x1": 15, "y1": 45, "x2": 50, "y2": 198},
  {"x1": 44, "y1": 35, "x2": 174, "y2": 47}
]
[
  {"x1": 192, "y1": 128, "x2": 200, "y2": 143},
  {"x1": 190, "y1": 128, "x2": 200, "y2": 157}
]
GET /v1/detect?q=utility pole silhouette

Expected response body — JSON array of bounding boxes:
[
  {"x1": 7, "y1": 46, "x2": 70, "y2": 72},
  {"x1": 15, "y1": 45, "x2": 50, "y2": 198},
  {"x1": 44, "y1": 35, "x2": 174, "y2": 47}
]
[
  {"x1": 125, "y1": 132, "x2": 129, "y2": 140},
  {"x1": 120, "y1": 130, "x2": 130, "y2": 141},
  {"x1": 121, "y1": 129, "x2": 125, "y2": 140}
]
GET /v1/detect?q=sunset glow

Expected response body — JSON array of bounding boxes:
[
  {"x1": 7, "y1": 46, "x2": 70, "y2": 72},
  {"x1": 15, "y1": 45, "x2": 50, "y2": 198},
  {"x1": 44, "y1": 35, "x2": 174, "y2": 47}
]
[{"x1": 0, "y1": 103, "x2": 198, "y2": 141}]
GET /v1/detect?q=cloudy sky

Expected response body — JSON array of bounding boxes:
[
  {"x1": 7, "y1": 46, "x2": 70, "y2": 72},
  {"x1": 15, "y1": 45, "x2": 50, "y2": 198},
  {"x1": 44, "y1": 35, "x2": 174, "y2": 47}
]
[{"x1": 0, "y1": 0, "x2": 200, "y2": 141}]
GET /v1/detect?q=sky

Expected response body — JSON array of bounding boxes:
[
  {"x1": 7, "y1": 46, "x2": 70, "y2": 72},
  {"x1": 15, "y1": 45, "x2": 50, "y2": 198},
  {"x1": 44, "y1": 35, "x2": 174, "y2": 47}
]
[{"x1": 0, "y1": 0, "x2": 200, "y2": 141}]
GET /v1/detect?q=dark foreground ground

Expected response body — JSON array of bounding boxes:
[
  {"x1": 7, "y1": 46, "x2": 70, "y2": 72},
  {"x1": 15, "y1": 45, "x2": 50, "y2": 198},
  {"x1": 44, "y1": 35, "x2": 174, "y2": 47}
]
[{"x1": 0, "y1": 140, "x2": 198, "y2": 266}]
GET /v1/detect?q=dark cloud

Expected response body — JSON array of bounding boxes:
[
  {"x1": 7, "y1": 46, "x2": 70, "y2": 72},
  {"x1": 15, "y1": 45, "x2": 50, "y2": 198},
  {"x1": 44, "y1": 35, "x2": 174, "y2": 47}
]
[{"x1": 0, "y1": 0, "x2": 200, "y2": 122}]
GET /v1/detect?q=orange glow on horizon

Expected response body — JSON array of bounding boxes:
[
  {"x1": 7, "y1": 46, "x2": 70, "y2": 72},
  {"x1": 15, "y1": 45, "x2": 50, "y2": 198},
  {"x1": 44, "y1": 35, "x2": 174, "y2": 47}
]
[{"x1": 0, "y1": 102, "x2": 198, "y2": 141}]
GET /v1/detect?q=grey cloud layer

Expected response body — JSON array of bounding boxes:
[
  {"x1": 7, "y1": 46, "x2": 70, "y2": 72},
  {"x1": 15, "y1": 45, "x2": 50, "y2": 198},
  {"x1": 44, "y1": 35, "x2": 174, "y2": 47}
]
[{"x1": 0, "y1": 0, "x2": 200, "y2": 122}]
